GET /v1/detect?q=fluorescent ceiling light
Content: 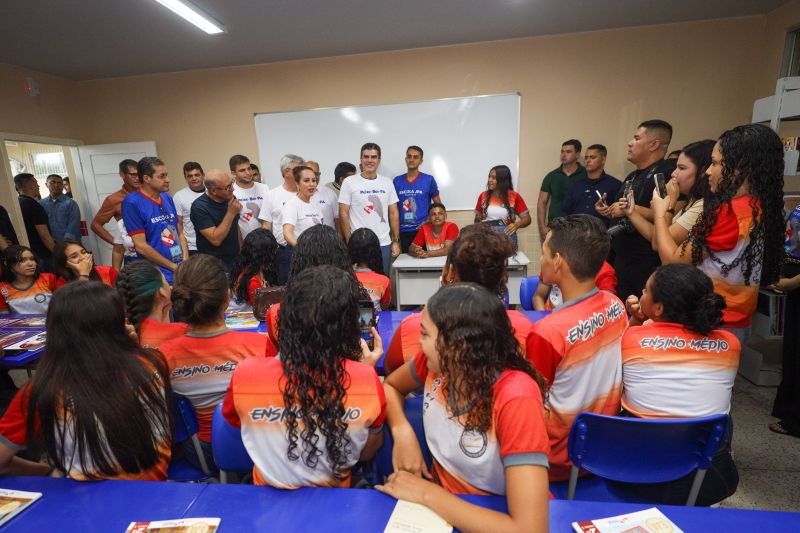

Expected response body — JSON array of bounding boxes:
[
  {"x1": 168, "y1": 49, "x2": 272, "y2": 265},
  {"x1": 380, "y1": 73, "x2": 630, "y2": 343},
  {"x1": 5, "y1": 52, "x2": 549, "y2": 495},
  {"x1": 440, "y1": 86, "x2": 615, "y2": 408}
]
[{"x1": 153, "y1": 0, "x2": 226, "y2": 35}]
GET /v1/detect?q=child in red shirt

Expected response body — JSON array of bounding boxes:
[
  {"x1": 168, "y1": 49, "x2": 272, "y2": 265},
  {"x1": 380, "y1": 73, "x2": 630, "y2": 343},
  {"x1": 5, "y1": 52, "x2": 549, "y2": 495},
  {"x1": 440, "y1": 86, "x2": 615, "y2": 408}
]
[
  {"x1": 53, "y1": 239, "x2": 118, "y2": 288},
  {"x1": 348, "y1": 228, "x2": 391, "y2": 311},
  {"x1": 409, "y1": 203, "x2": 459, "y2": 258},
  {"x1": 0, "y1": 245, "x2": 59, "y2": 315}
]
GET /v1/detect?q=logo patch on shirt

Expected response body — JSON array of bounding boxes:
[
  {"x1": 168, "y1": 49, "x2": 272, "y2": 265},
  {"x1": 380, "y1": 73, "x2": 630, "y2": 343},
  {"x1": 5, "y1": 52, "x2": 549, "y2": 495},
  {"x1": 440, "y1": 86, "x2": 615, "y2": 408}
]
[
  {"x1": 161, "y1": 228, "x2": 175, "y2": 247},
  {"x1": 459, "y1": 429, "x2": 488, "y2": 458}
]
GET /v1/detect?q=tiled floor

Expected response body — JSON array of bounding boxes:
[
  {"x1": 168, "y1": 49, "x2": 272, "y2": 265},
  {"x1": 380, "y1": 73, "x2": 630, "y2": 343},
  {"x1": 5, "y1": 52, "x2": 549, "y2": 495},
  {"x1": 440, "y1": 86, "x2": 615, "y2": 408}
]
[{"x1": 720, "y1": 375, "x2": 800, "y2": 512}]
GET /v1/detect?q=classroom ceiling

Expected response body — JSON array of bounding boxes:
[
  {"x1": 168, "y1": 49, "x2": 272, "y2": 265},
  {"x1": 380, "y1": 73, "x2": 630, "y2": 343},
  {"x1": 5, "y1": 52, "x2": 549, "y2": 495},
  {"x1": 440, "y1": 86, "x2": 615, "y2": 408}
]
[{"x1": 0, "y1": 0, "x2": 789, "y2": 81}]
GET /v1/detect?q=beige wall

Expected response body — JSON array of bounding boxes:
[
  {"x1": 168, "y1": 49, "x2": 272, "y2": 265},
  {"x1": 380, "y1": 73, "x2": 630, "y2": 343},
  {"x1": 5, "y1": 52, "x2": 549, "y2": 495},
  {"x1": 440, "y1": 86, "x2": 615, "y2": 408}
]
[{"x1": 75, "y1": 16, "x2": 766, "y2": 263}]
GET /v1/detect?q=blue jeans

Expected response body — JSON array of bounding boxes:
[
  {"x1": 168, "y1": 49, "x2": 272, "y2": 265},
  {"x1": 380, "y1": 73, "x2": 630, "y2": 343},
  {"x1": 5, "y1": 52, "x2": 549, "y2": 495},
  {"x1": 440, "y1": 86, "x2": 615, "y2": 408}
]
[
  {"x1": 277, "y1": 245, "x2": 293, "y2": 285},
  {"x1": 380, "y1": 245, "x2": 392, "y2": 277}
]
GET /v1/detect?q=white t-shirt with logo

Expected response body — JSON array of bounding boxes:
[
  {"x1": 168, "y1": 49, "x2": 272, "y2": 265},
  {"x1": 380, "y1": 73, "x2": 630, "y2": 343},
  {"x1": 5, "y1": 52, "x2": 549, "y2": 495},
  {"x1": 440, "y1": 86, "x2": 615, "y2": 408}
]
[
  {"x1": 234, "y1": 181, "x2": 268, "y2": 239},
  {"x1": 313, "y1": 186, "x2": 339, "y2": 229},
  {"x1": 338, "y1": 174, "x2": 399, "y2": 246},
  {"x1": 283, "y1": 196, "x2": 325, "y2": 241},
  {"x1": 259, "y1": 184, "x2": 299, "y2": 246},
  {"x1": 172, "y1": 187, "x2": 205, "y2": 251}
]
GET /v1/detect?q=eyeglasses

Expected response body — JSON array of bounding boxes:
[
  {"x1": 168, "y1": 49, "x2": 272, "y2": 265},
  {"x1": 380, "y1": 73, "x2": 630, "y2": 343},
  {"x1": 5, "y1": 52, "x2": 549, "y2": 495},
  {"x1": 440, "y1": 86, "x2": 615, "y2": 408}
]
[{"x1": 215, "y1": 183, "x2": 234, "y2": 191}]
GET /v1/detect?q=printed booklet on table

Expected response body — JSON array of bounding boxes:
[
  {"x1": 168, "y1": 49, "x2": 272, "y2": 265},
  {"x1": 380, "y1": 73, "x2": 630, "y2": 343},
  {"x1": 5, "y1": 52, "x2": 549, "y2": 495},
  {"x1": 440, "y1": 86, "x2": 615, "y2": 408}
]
[
  {"x1": 572, "y1": 507, "x2": 684, "y2": 533},
  {"x1": 0, "y1": 488, "x2": 42, "y2": 527},
  {"x1": 125, "y1": 517, "x2": 220, "y2": 532}
]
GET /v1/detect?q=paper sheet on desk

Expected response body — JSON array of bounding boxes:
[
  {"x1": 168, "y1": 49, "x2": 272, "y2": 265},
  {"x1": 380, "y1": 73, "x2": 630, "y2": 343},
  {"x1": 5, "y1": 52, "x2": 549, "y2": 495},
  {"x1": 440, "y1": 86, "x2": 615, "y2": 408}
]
[{"x1": 384, "y1": 500, "x2": 453, "y2": 533}]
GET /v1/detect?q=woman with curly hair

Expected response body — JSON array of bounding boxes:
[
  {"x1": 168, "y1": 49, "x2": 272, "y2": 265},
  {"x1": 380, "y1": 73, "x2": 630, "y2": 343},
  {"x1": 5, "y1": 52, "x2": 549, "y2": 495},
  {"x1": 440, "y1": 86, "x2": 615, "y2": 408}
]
[
  {"x1": 652, "y1": 124, "x2": 785, "y2": 338},
  {"x1": 348, "y1": 228, "x2": 391, "y2": 311},
  {"x1": 378, "y1": 283, "x2": 549, "y2": 532},
  {"x1": 622, "y1": 139, "x2": 715, "y2": 252},
  {"x1": 0, "y1": 281, "x2": 172, "y2": 480},
  {"x1": 222, "y1": 265, "x2": 385, "y2": 487},
  {"x1": 384, "y1": 223, "x2": 533, "y2": 374},
  {"x1": 116, "y1": 260, "x2": 187, "y2": 349},
  {"x1": 161, "y1": 254, "x2": 267, "y2": 470},
  {"x1": 53, "y1": 239, "x2": 118, "y2": 287},
  {"x1": 227, "y1": 228, "x2": 279, "y2": 314},
  {"x1": 619, "y1": 264, "x2": 739, "y2": 505},
  {"x1": 473, "y1": 165, "x2": 531, "y2": 248}
]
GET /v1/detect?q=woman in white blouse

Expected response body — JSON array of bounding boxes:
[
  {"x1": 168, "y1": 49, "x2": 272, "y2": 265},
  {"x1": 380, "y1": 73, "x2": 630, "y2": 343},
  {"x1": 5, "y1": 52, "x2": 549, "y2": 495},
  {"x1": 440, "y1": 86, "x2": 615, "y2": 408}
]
[{"x1": 283, "y1": 166, "x2": 325, "y2": 247}]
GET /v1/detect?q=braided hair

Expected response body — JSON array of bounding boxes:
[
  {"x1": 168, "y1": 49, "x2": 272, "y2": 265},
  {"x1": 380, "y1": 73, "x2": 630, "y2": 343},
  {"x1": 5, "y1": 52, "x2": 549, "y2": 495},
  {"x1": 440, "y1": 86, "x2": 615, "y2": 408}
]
[
  {"x1": 685, "y1": 124, "x2": 784, "y2": 285},
  {"x1": 115, "y1": 261, "x2": 165, "y2": 333}
]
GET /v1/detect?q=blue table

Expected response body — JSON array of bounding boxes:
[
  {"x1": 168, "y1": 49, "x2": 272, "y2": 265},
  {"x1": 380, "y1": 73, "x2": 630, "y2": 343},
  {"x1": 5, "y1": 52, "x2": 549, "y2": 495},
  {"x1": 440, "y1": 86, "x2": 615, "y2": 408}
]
[
  {"x1": 0, "y1": 476, "x2": 205, "y2": 532},
  {"x1": 0, "y1": 476, "x2": 798, "y2": 532}
]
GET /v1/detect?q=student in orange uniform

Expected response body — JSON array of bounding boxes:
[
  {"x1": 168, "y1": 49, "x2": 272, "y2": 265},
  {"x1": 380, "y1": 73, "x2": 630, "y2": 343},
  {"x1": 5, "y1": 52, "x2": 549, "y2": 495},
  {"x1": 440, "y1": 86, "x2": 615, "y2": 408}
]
[
  {"x1": 385, "y1": 223, "x2": 533, "y2": 375},
  {"x1": 116, "y1": 261, "x2": 187, "y2": 349},
  {"x1": 409, "y1": 202, "x2": 459, "y2": 258},
  {"x1": 0, "y1": 245, "x2": 59, "y2": 314},
  {"x1": 525, "y1": 215, "x2": 627, "y2": 481},
  {"x1": 474, "y1": 165, "x2": 531, "y2": 249},
  {"x1": 227, "y1": 228, "x2": 280, "y2": 314},
  {"x1": 532, "y1": 260, "x2": 617, "y2": 311},
  {"x1": 378, "y1": 283, "x2": 549, "y2": 532},
  {"x1": 161, "y1": 254, "x2": 267, "y2": 470},
  {"x1": 652, "y1": 124, "x2": 785, "y2": 343},
  {"x1": 348, "y1": 228, "x2": 391, "y2": 311},
  {"x1": 619, "y1": 264, "x2": 740, "y2": 505},
  {"x1": 223, "y1": 265, "x2": 385, "y2": 488},
  {"x1": 0, "y1": 282, "x2": 172, "y2": 480},
  {"x1": 53, "y1": 239, "x2": 118, "y2": 287}
]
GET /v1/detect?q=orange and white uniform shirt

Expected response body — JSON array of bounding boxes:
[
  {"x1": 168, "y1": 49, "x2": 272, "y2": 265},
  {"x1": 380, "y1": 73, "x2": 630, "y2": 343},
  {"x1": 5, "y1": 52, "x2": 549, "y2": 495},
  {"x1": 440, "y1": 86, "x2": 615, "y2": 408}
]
[
  {"x1": 56, "y1": 265, "x2": 119, "y2": 289},
  {"x1": 355, "y1": 268, "x2": 391, "y2": 311},
  {"x1": 138, "y1": 318, "x2": 189, "y2": 350},
  {"x1": 222, "y1": 357, "x2": 386, "y2": 488},
  {"x1": 0, "y1": 374, "x2": 171, "y2": 481},
  {"x1": 385, "y1": 310, "x2": 533, "y2": 374},
  {"x1": 525, "y1": 288, "x2": 626, "y2": 481},
  {"x1": 621, "y1": 322, "x2": 740, "y2": 418},
  {"x1": 411, "y1": 221, "x2": 459, "y2": 251},
  {"x1": 695, "y1": 195, "x2": 760, "y2": 328},
  {"x1": 409, "y1": 354, "x2": 549, "y2": 495},
  {"x1": 159, "y1": 330, "x2": 267, "y2": 442},
  {"x1": 0, "y1": 273, "x2": 59, "y2": 314},
  {"x1": 227, "y1": 274, "x2": 263, "y2": 314}
]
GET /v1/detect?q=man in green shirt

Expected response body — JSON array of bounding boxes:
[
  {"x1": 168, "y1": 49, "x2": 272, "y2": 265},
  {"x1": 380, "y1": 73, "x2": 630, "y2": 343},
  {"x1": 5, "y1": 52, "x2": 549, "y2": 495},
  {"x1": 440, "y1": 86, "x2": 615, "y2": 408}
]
[{"x1": 536, "y1": 139, "x2": 586, "y2": 242}]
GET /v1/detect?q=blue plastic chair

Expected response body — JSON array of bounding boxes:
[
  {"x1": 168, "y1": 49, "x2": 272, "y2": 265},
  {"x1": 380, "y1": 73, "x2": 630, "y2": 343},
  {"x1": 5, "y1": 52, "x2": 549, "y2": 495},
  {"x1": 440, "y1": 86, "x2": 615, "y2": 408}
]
[
  {"x1": 168, "y1": 393, "x2": 213, "y2": 481},
  {"x1": 519, "y1": 276, "x2": 540, "y2": 310},
  {"x1": 211, "y1": 403, "x2": 254, "y2": 484},
  {"x1": 554, "y1": 412, "x2": 728, "y2": 506},
  {"x1": 370, "y1": 395, "x2": 432, "y2": 484}
]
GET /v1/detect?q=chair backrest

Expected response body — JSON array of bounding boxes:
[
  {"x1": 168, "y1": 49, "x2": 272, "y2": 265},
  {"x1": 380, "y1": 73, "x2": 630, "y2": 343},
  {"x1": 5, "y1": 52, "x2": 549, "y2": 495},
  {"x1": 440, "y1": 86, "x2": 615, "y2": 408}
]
[
  {"x1": 211, "y1": 403, "x2": 254, "y2": 473},
  {"x1": 568, "y1": 412, "x2": 728, "y2": 483},
  {"x1": 171, "y1": 393, "x2": 200, "y2": 445},
  {"x1": 519, "y1": 276, "x2": 539, "y2": 311}
]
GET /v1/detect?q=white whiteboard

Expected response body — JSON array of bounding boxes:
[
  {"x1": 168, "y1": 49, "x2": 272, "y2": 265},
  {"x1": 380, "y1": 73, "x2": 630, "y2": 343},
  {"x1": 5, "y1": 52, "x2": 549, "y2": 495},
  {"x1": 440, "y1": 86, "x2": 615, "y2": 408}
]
[{"x1": 254, "y1": 94, "x2": 520, "y2": 210}]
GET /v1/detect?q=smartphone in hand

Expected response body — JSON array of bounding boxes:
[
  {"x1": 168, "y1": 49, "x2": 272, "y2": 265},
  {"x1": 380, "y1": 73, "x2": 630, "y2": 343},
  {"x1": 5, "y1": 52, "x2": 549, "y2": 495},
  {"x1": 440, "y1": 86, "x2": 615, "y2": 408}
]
[
  {"x1": 358, "y1": 300, "x2": 377, "y2": 350},
  {"x1": 654, "y1": 173, "x2": 667, "y2": 198}
]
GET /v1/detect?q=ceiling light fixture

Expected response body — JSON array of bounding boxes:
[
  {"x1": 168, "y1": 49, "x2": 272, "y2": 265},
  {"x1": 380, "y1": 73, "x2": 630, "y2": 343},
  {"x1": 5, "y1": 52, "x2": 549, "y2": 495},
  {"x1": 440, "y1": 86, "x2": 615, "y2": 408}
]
[{"x1": 152, "y1": 0, "x2": 226, "y2": 35}]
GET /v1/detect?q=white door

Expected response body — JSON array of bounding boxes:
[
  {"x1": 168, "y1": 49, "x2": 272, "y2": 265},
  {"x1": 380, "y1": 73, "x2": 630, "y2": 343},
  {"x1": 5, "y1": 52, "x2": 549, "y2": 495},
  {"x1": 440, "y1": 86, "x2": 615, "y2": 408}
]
[{"x1": 73, "y1": 142, "x2": 157, "y2": 266}]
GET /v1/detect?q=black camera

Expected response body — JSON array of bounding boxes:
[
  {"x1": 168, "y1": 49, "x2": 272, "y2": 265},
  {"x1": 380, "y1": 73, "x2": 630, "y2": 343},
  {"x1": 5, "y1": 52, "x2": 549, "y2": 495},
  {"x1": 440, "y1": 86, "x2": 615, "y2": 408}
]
[{"x1": 608, "y1": 219, "x2": 635, "y2": 238}]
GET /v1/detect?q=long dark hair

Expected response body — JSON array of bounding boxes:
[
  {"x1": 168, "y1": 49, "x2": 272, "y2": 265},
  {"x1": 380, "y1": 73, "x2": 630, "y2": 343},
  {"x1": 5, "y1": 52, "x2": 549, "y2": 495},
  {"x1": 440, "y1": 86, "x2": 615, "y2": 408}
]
[
  {"x1": 686, "y1": 124, "x2": 785, "y2": 285},
  {"x1": 427, "y1": 283, "x2": 546, "y2": 433},
  {"x1": 2, "y1": 245, "x2": 40, "y2": 283},
  {"x1": 25, "y1": 282, "x2": 171, "y2": 479},
  {"x1": 171, "y1": 255, "x2": 229, "y2": 326},
  {"x1": 289, "y1": 225, "x2": 353, "y2": 279},
  {"x1": 53, "y1": 240, "x2": 101, "y2": 282},
  {"x1": 649, "y1": 264, "x2": 725, "y2": 336},
  {"x1": 229, "y1": 229, "x2": 279, "y2": 304},
  {"x1": 481, "y1": 165, "x2": 515, "y2": 221},
  {"x1": 278, "y1": 265, "x2": 363, "y2": 480},
  {"x1": 347, "y1": 228, "x2": 384, "y2": 275},
  {"x1": 680, "y1": 139, "x2": 715, "y2": 202},
  {"x1": 446, "y1": 223, "x2": 515, "y2": 298},
  {"x1": 115, "y1": 261, "x2": 164, "y2": 333}
]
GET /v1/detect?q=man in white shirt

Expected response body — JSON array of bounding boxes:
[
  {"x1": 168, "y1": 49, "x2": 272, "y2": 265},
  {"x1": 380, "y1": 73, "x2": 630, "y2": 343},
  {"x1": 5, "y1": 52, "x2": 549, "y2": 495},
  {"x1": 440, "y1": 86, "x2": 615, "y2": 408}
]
[
  {"x1": 339, "y1": 142, "x2": 401, "y2": 275},
  {"x1": 231, "y1": 154, "x2": 268, "y2": 240},
  {"x1": 304, "y1": 160, "x2": 340, "y2": 234},
  {"x1": 172, "y1": 162, "x2": 206, "y2": 255},
  {"x1": 259, "y1": 153, "x2": 304, "y2": 284}
]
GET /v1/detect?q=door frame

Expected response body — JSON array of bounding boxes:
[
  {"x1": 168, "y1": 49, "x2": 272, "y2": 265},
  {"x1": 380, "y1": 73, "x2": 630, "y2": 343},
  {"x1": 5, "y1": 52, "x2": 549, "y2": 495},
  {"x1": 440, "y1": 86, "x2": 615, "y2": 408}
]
[{"x1": 0, "y1": 132, "x2": 84, "y2": 249}]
